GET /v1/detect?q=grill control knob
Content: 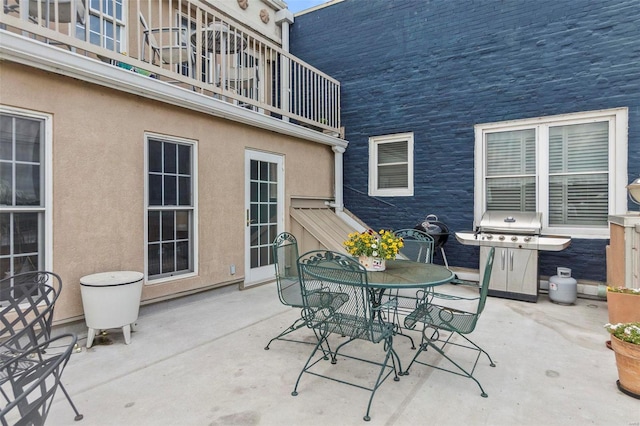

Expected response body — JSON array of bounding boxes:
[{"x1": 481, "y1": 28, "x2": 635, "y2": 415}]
[
  {"x1": 485, "y1": 234, "x2": 493, "y2": 240},
  {"x1": 511, "y1": 236, "x2": 518, "y2": 242},
  {"x1": 524, "y1": 236, "x2": 532, "y2": 242},
  {"x1": 498, "y1": 235, "x2": 505, "y2": 241}
]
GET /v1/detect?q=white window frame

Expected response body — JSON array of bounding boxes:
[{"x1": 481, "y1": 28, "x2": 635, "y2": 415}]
[
  {"x1": 0, "y1": 106, "x2": 53, "y2": 274},
  {"x1": 474, "y1": 107, "x2": 628, "y2": 238},
  {"x1": 84, "y1": 0, "x2": 127, "y2": 53},
  {"x1": 144, "y1": 132, "x2": 198, "y2": 284},
  {"x1": 368, "y1": 132, "x2": 414, "y2": 197}
]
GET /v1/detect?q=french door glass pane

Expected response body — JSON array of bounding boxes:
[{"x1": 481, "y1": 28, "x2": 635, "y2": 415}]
[{"x1": 249, "y1": 159, "x2": 278, "y2": 270}]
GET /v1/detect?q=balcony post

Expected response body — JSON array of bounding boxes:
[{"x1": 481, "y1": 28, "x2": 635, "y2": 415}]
[{"x1": 276, "y1": 9, "x2": 294, "y2": 122}]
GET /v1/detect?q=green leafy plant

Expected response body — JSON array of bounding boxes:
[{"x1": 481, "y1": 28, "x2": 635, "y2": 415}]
[
  {"x1": 605, "y1": 322, "x2": 640, "y2": 345},
  {"x1": 606, "y1": 286, "x2": 640, "y2": 295},
  {"x1": 343, "y1": 229, "x2": 403, "y2": 260}
]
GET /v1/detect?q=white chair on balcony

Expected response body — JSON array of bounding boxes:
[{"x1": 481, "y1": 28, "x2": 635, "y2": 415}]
[{"x1": 139, "y1": 12, "x2": 194, "y2": 79}]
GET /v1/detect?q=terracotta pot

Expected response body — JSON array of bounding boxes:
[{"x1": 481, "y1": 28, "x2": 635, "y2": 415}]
[
  {"x1": 607, "y1": 291, "x2": 640, "y2": 324},
  {"x1": 610, "y1": 335, "x2": 640, "y2": 397}
]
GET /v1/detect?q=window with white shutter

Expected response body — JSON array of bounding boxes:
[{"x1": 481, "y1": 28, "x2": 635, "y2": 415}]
[{"x1": 475, "y1": 108, "x2": 628, "y2": 238}]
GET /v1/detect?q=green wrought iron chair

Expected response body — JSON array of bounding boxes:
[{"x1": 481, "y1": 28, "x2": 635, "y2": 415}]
[
  {"x1": 292, "y1": 250, "x2": 401, "y2": 422},
  {"x1": 264, "y1": 232, "x2": 308, "y2": 350},
  {"x1": 385, "y1": 228, "x2": 436, "y2": 349},
  {"x1": 403, "y1": 247, "x2": 496, "y2": 397},
  {"x1": 394, "y1": 228, "x2": 434, "y2": 263}
]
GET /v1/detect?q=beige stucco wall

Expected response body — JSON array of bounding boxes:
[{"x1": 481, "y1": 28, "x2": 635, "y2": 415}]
[{"x1": 0, "y1": 62, "x2": 334, "y2": 323}]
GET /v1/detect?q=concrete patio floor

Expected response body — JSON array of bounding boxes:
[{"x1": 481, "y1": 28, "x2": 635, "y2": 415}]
[{"x1": 47, "y1": 282, "x2": 638, "y2": 426}]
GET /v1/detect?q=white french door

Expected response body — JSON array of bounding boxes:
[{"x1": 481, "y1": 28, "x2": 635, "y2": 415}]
[{"x1": 244, "y1": 150, "x2": 284, "y2": 286}]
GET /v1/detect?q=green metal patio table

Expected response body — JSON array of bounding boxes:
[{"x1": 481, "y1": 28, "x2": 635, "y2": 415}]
[{"x1": 364, "y1": 259, "x2": 455, "y2": 289}]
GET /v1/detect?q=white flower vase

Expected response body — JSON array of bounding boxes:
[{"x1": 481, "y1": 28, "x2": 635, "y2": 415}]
[{"x1": 358, "y1": 256, "x2": 386, "y2": 271}]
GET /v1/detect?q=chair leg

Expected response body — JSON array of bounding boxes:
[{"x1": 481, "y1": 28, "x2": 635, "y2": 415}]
[
  {"x1": 404, "y1": 327, "x2": 493, "y2": 398},
  {"x1": 457, "y1": 332, "x2": 496, "y2": 368},
  {"x1": 264, "y1": 317, "x2": 308, "y2": 350},
  {"x1": 291, "y1": 333, "x2": 329, "y2": 397},
  {"x1": 363, "y1": 338, "x2": 400, "y2": 422},
  {"x1": 59, "y1": 383, "x2": 84, "y2": 421}
]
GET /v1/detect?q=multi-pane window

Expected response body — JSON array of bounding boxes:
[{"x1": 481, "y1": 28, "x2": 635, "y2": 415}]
[
  {"x1": 476, "y1": 108, "x2": 628, "y2": 237},
  {"x1": 76, "y1": 0, "x2": 125, "y2": 52},
  {"x1": 0, "y1": 112, "x2": 46, "y2": 287},
  {"x1": 368, "y1": 133, "x2": 414, "y2": 197},
  {"x1": 146, "y1": 137, "x2": 195, "y2": 280}
]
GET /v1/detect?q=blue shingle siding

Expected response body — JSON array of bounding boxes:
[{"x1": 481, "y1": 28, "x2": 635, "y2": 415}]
[{"x1": 291, "y1": 0, "x2": 640, "y2": 282}]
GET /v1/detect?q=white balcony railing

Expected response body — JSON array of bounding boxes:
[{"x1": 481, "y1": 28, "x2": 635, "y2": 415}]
[{"x1": 0, "y1": 0, "x2": 341, "y2": 135}]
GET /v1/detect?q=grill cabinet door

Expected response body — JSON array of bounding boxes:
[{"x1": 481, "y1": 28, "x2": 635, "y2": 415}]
[{"x1": 481, "y1": 246, "x2": 538, "y2": 298}]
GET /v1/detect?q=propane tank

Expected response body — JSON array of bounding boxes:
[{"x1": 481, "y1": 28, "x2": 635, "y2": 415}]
[{"x1": 549, "y1": 267, "x2": 577, "y2": 305}]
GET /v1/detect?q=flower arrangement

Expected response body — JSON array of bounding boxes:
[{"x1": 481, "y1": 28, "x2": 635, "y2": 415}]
[
  {"x1": 343, "y1": 229, "x2": 403, "y2": 260},
  {"x1": 605, "y1": 322, "x2": 640, "y2": 345},
  {"x1": 607, "y1": 286, "x2": 640, "y2": 295}
]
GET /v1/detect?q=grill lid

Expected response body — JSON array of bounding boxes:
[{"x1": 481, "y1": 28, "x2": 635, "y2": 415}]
[{"x1": 479, "y1": 211, "x2": 542, "y2": 234}]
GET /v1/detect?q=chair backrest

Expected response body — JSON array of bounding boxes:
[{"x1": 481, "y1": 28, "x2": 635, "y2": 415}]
[
  {"x1": 27, "y1": 0, "x2": 86, "y2": 24},
  {"x1": 0, "y1": 333, "x2": 77, "y2": 426},
  {"x1": 394, "y1": 228, "x2": 434, "y2": 263},
  {"x1": 477, "y1": 247, "x2": 496, "y2": 315},
  {"x1": 272, "y1": 232, "x2": 302, "y2": 307},
  {"x1": 297, "y1": 250, "x2": 382, "y2": 341},
  {"x1": 139, "y1": 12, "x2": 191, "y2": 66},
  {"x1": 0, "y1": 272, "x2": 61, "y2": 353}
]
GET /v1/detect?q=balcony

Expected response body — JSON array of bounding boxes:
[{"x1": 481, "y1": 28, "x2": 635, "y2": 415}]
[{"x1": 0, "y1": 0, "x2": 341, "y2": 136}]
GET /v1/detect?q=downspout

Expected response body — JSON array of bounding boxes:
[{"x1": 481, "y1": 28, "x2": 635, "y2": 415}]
[
  {"x1": 275, "y1": 9, "x2": 294, "y2": 123},
  {"x1": 332, "y1": 145, "x2": 345, "y2": 212}
]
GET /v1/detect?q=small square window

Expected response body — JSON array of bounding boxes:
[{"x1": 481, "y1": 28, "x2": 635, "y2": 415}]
[{"x1": 368, "y1": 133, "x2": 414, "y2": 197}]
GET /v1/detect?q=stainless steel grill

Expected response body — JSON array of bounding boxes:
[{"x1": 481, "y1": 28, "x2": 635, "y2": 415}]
[{"x1": 456, "y1": 211, "x2": 571, "y2": 302}]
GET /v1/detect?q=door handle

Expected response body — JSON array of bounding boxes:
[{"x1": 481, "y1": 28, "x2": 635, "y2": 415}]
[
  {"x1": 510, "y1": 251, "x2": 514, "y2": 271},
  {"x1": 246, "y1": 209, "x2": 254, "y2": 226},
  {"x1": 501, "y1": 250, "x2": 505, "y2": 270}
]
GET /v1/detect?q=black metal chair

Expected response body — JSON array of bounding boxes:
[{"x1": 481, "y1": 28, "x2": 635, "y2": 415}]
[
  {"x1": 0, "y1": 271, "x2": 83, "y2": 421},
  {"x1": 403, "y1": 247, "x2": 496, "y2": 397},
  {"x1": 0, "y1": 333, "x2": 77, "y2": 426},
  {"x1": 292, "y1": 250, "x2": 401, "y2": 422}
]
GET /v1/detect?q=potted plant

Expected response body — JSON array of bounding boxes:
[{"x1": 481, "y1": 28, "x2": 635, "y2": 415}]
[
  {"x1": 343, "y1": 229, "x2": 403, "y2": 271},
  {"x1": 605, "y1": 322, "x2": 640, "y2": 398}
]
